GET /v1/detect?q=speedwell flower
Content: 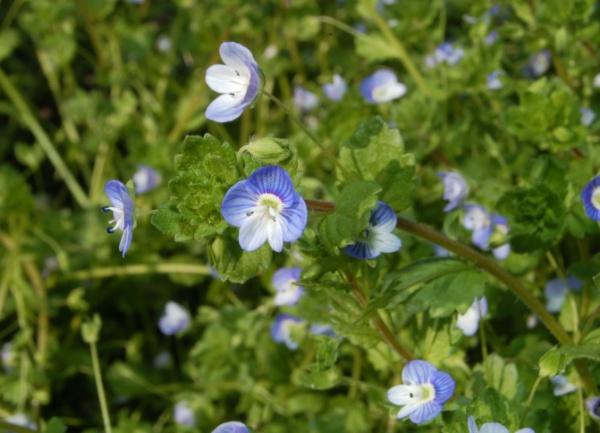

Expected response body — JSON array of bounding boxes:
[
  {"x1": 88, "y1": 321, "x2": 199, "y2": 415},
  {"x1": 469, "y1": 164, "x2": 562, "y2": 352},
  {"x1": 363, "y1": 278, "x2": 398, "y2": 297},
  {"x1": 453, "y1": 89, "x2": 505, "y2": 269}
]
[
  {"x1": 272, "y1": 267, "x2": 304, "y2": 306},
  {"x1": 5, "y1": 414, "x2": 37, "y2": 431},
  {"x1": 456, "y1": 297, "x2": 488, "y2": 336},
  {"x1": 550, "y1": 375, "x2": 577, "y2": 396},
  {"x1": 360, "y1": 69, "x2": 407, "y2": 103},
  {"x1": 205, "y1": 42, "x2": 260, "y2": 122},
  {"x1": 271, "y1": 313, "x2": 304, "y2": 350},
  {"x1": 158, "y1": 301, "x2": 191, "y2": 336},
  {"x1": 462, "y1": 204, "x2": 492, "y2": 250},
  {"x1": 484, "y1": 30, "x2": 499, "y2": 46},
  {"x1": 344, "y1": 201, "x2": 402, "y2": 260},
  {"x1": 491, "y1": 214, "x2": 511, "y2": 260},
  {"x1": 174, "y1": 401, "x2": 195, "y2": 427},
  {"x1": 221, "y1": 165, "x2": 307, "y2": 252},
  {"x1": 487, "y1": 70, "x2": 503, "y2": 90},
  {"x1": 323, "y1": 74, "x2": 347, "y2": 101},
  {"x1": 526, "y1": 50, "x2": 551, "y2": 77},
  {"x1": 435, "y1": 42, "x2": 464, "y2": 65},
  {"x1": 387, "y1": 360, "x2": 455, "y2": 424},
  {"x1": 103, "y1": 180, "x2": 134, "y2": 257},
  {"x1": 582, "y1": 175, "x2": 600, "y2": 221},
  {"x1": 310, "y1": 323, "x2": 336, "y2": 337},
  {"x1": 545, "y1": 276, "x2": 583, "y2": 313},
  {"x1": 580, "y1": 107, "x2": 596, "y2": 127},
  {"x1": 211, "y1": 422, "x2": 250, "y2": 433},
  {"x1": 587, "y1": 396, "x2": 600, "y2": 420},
  {"x1": 438, "y1": 172, "x2": 469, "y2": 212},
  {"x1": 468, "y1": 416, "x2": 534, "y2": 433},
  {"x1": 293, "y1": 86, "x2": 319, "y2": 111},
  {"x1": 133, "y1": 165, "x2": 161, "y2": 194}
]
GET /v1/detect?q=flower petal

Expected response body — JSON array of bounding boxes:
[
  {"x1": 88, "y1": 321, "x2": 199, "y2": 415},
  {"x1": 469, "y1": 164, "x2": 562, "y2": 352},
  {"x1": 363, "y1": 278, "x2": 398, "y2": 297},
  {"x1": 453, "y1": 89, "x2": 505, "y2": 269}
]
[
  {"x1": 246, "y1": 166, "x2": 297, "y2": 207},
  {"x1": 206, "y1": 65, "x2": 249, "y2": 94},
  {"x1": 402, "y1": 360, "x2": 437, "y2": 385},
  {"x1": 281, "y1": 195, "x2": 307, "y2": 242},
  {"x1": 468, "y1": 416, "x2": 479, "y2": 433},
  {"x1": 387, "y1": 385, "x2": 413, "y2": 405},
  {"x1": 581, "y1": 176, "x2": 600, "y2": 221},
  {"x1": 515, "y1": 429, "x2": 535, "y2": 433},
  {"x1": 220, "y1": 42, "x2": 257, "y2": 73},
  {"x1": 479, "y1": 423, "x2": 510, "y2": 433},
  {"x1": 267, "y1": 219, "x2": 284, "y2": 252},
  {"x1": 118, "y1": 226, "x2": 133, "y2": 257},
  {"x1": 370, "y1": 230, "x2": 402, "y2": 254},
  {"x1": 372, "y1": 81, "x2": 407, "y2": 103},
  {"x1": 432, "y1": 371, "x2": 455, "y2": 403},
  {"x1": 221, "y1": 180, "x2": 258, "y2": 227},
  {"x1": 104, "y1": 180, "x2": 129, "y2": 208},
  {"x1": 370, "y1": 201, "x2": 397, "y2": 231},
  {"x1": 239, "y1": 213, "x2": 268, "y2": 251},
  {"x1": 343, "y1": 241, "x2": 377, "y2": 260},
  {"x1": 409, "y1": 400, "x2": 442, "y2": 424},
  {"x1": 211, "y1": 421, "x2": 250, "y2": 433},
  {"x1": 206, "y1": 93, "x2": 245, "y2": 122}
]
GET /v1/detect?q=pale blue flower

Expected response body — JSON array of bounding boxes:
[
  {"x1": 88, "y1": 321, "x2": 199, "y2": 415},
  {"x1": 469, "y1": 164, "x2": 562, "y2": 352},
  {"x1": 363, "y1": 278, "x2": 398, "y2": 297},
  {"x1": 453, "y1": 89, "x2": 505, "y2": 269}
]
[
  {"x1": 323, "y1": 74, "x2": 347, "y2": 101},
  {"x1": 491, "y1": 214, "x2": 510, "y2": 260},
  {"x1": 587, "y1": 396, "x2": 600, "y2": 420},
  {"x1": 433, "y1": 245, "x2": 451, "y2": 257},
  {"x1": 5, "y1": 414, "x2": 36, "y2": 431},
  {"x1": 485, "y1": 30, "x2": 499, "y2": 46},
  {"x1": 582, "y1": 175, "x2": 600, "y2": 221},
  {"x1": 526, "y1": 50, "x2": 551, "y2": 77},
  {"x1": 159, "y1": 301, "x2": 191, "y2": 336},
  {"x1": 310, "y1": 323, "x2": 335, "y2": 337},
  {"x1": 293, "y1": 86, "x2": 319, "y2": 111},
  {"x1": 456, "y1": 297, "x2": 487, "y2": 336},
  {"x1": 468, "y1": 416, "x2": 534, "y2": 433},
  {"x1": 103, "y1": 180, "x2": 134, "y2": 257},
  {"x1": 205, "y1": 42, "x2": 260, "y2": 122},
  {"x1": 272, "y1": 267, "x2": 304, "y2": 306},
  {"x1": 580, "y1": 107, "x2": 596, "y2": 127},
  {"x1": 487, "y1": 70, "x2": 503, "y2": 90},
  {"x1": 271, "y1": 313, "x2": 303, "y2": 350},
  {"x1": 550, "y1": 375, "x2": 577, "y2": 396},
  {"x1": 387, "y1": 360, "x2": 455, "y2": 424},
  {"x1": 1, "y1": 342, "x2": 14, "y2": 371},
  {"x1": 435, "y1": 42, "x2": 464, "y2": 65},
  {"x1": 221, "y1": 166, "x2": 307, "y2": 252},
  {"x1": 133, "y1": 165, "x2": 161, "y2": 194},
  {"x1": 344, "y1": 201, "x2": 402, "y2": 260},
  {"x1": 174, "y1": 401, "x2": 195, "y2": 427},
  {"x1": 545, "y1": 276, "x2": 583, "y2": 313},
  {"x1": 211, "y1": 422, "x2": 250, "y2": 433},
  {"x1": 438, "y1": 172, "x2": 469, "y2": 212},
  {"x1": 360, "y1": 69, "x2": 407, "y2": 103},
  {"x1": 463, "y1": 205, "x2": 492, "y2": 250},
  {"x1": 156, "y1": 35, "x2": 172, "y2": 52}
]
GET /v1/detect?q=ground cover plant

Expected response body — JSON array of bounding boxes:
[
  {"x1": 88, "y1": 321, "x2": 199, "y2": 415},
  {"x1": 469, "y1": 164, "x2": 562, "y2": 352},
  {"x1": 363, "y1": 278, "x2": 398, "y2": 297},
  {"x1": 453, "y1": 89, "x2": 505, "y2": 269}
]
[{"x1": 1, "y1": 0, "x2": 600, "y2": 432}]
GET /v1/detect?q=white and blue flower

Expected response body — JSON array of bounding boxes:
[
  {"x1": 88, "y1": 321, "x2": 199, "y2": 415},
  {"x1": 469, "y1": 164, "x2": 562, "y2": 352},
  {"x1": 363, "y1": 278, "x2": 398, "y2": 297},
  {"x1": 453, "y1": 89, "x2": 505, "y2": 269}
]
[
  {"x1": 491, "y1": 214, "x2": 511, "y2": 260},
  {"x1": 545, "y1": 276, "x2": 583, "y2": 313},
  {"x1": 526, "y1": 50, "x2": 551, "y2": 77},
  {"x1": 387, "y1": 360, "x2": 455, "y2": 425},
  {"x1": 456, "y1": 297, "x2": 488, "y2": 336},
  {"x1": 463, "y1": 205, "x2": 493, "y2": 250},
  {"x1": 158, "y1": 301, "x2": 191, "y2": 336},
  {"x1": 487, "y1": 70, "x2": 503, "y2": 90},
  {"x1": 360, "y1": 69, "x2": 407, "y2": 103},
  {"x1": 580, "y1": 107, "x2": 596, "y2": 127},
  {"x1": 293, "y1": 86, "x2": 319, "y2": 111},
  {"x1": 438, "y1": 172, "x2": 469, "y2": 212},
  {"x1": 581, "y1": 175, "x2": 600, "y2": 221},
  {"x1": 271, "y1": 313, "x2": 303, "y2": 350},
  {"x1": 133, "y1": 165, "x2": 161, "y2": 195},
  {"x1": 5, "y1": 414, "x2": 37, "y2": 431},
  {"x1": 468, "y1": 416, "x2": 534, "y2": 433},
  {"x1": 587, "y1": 396, "x2": 600, "y2": 420},
  {"x1": 550, "y1": 375, "x2": 577, "y2": 396},
  {"x1": 205, "y1": 42, "x2": 260, "y2": 122},
  {"x1": 103, "y1": 180, "x2": 134, "y2": 257},
  {"x1": 323, "y1": 74, "x2": 347, "y2": 101},
  {"x1": 484, "y1": 30, "x2": 499, "y2": 46},
  {"x1": 211, "y1": 422, "x2": 250, "y2": 433},
  {"x1": 272, "y1": 267, "x2": 304, "y2": 306},
  {"x1": 344, "y1": 201, "x2": 402, "y2": 260},
  {"x1": 221, "y1": 166, "x2": 307, "y2": 252},
  {"x1": 174, "y1": 401, "x2": 195, "y2": 427},
  {"x1": 310, "y1": 323, "x2": 336, "y2": 337},
  {"x1": 435, "y1": 42, "x2": 464, "y2": 65}
]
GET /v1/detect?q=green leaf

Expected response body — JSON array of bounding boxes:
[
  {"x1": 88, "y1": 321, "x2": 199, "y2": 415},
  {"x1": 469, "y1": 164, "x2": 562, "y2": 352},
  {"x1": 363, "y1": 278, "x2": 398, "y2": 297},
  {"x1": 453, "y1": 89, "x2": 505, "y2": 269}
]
[
  {"x1": 314, "y1": 336, "x2": 340, "y2": 370},
  {"x1": 355, "y1": 34, "x2": 398, "y2": 62},
  {"x1": 0, "y1": 30, "x2": 19, "y2": 62},
  {"x1": 293, "y1": 364, "x2": 342, "y2": 390},
  {"x1": 81, "y1": 314, "x2": 102, "y2": 344},
  {"x1": 209, "y1": 236, "x2": 272, "y2": 284},
  {"x1": 480, "y1": 354, "x2": 519, "y2": 400},
  {"x1": 539, "y1": 343, "x2": 600, "y2": 377},
  {"x1": 44, "y1": 418, "x2": 67, "y2": 433}
]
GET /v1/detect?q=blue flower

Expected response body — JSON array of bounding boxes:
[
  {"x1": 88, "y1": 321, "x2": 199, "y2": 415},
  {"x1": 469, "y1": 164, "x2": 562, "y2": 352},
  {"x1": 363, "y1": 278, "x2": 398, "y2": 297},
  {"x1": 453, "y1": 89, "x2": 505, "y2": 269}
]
[
  {"x1": 580, "y1": 107, "x2": 596, "y2": 127},
  {"x1": 174, "y1": 401, "x2": 195, "y2": 427},
  {"x1": 103, "y1": 180, "x2": 134, "y2": 257},
  {"x1": 205, "y1": 42, "x2": 260, "y2": 122},
  {"x1": 484, "y1": 30, "x2": 499, "y2": 46},
  {"x1": 487, "y1": 70, "x2": 503, "y2": 90},
  {"x1": 310, "y1": 323, "x2": 336, "y2": 337},
  {"x1": 387, "y1": 360, "x2": 455, "y2": 424},
  {"x1": 462, "y1": 205, "x2": 493, "y2": 250},
  {"x1": 272, "y1": 267, "x2": 304, "y2": 306},
  {"x1": 133, "y1": 165, "x2": 161, "y2": 194},
  {"x1": 158, "y1": 301, "x2": 191, "y2": 336},
  {"x1": 433, "y1": 245, "x2": 451, "y2": 257},
  {"x1": 550, "y1": 375, "x2": 577, "y2": 396},
  {"x1": 360, "y1": 69, "x2": 407, "y2": 103},
  {"x1": 221, "y1": 166, "x2": 308, "y2": 252},
  {"x1": 468, "y1": 416, "x2": 534, "y2": 433},
  {"x1": 438, "y1": 172, "x2": 469, "y2": 212},
  {"x1": 5, "y1": 414, "x2": 36, "y2": 431},
  {"x1": 435, "y1": 42, "x2": 464, "y2": 65},
  {"x1": 456, "y1": 297, "x2": 487, "y2": 336},
  {"x1": 581, "y1": 175, "x2": 600, "y2": 221},
  {"x1": 526, "y1": 50, "x2": 551, "y2": 77},
  {"x1": 545, "y1": 276, "x2": 583, "y2": 313},
  {"x1": 211, "y1": 422, "x2": 250, "y2": 433},
  {"x1": 344, "y1": 201, "x2": 402, "y2": 260},
  {"x1": 293, "y1": 86, "x2": 319, "y2": 111},
  {"x1": 271, "y1": 313, "x2": 303, "y2": 350},
  {"x1": 491, "y1": 214, "x2": 511, "y2": 260},
  {"x1": 586, "y1": 396, "x2": 600, "y2": 420},
  {"x1": 323, "y1": 74, "x2": 347, "y2": 101}
]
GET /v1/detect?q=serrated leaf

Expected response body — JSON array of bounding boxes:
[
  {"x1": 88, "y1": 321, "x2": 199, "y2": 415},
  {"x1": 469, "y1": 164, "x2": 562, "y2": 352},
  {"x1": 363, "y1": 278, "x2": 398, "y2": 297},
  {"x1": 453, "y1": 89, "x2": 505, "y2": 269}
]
[
  {"x1": 209, "y1": 236, "x2": 272, "y2": 284},
  {"x1": 539, "y1": 343, "x2": 600, "y2": 377}
]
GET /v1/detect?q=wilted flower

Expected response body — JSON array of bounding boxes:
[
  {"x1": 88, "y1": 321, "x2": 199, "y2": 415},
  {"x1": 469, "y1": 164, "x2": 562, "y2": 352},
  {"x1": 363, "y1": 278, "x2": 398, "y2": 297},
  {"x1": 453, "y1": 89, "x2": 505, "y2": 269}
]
[
  {"x1": 526, "y1": 50, "x2": 551, "y2": 77},
  {"x1": 272, "y1": 267, "x2": 304, "y2": 306},
  {"x1": 360, "y1": 69, "x2": 407, "y2": 103},
  {"x1": 545, "y1": 276, "x2": 583, "y2": 313},
  {"x1": 580, "y1": 107, "x2": 596, "y2": 127},
  {"x1": 456, "y1": 297, "x2": 487, "y2": 336},
  {"x1": 487, "y1": 70, "x2": 503, "y2": 90},
  {"x1": 5, "y1": 414, "x2": 36, "y2": 431},
  {"x1": 158, "y1": 302, "x2": 191, "y2": 336},
  {"x1": 103, "y1": 180, "x2": 134, "y2": 257},
  {"x1": 468, "y1": 416, "x2": 534, "y2": 433},
  {"x1": 293, "y1": 86, "x2": 319, "y2": 111},
  {"x1": 586, "y1": 396, "x2": 600, "y2": 420},
  {"x1": 211, "y1": 422, "x2": 250, "y2": 433},
  {"x1": 344, "y1": 201, "x2": 402, "y2": 260},
  {"x1": 550, "y1": 375, "x2": 577, "y2": 396},
  {"x1": 221, "y1": 166, "x2": 307, "y2": 252},
  {"x1": 387, "y1": 360, "x2": 455, "y2": 424},
  {"x1": 462, "y1": 205, "x2": 492, "y2": 250},
  {"x1": 133, "y1": 165, "x2": 161, "y2": 194},
  {"x1": 323, "y1": 74, "x2": 347, "y2": 101},
  {"x1": 581, "y1": 175, "x2": 600, "y2": 221},
  {"x1": 271, "y1": 313, "x2": 303, "y2": 350},
  {"x1": 205, "y1": 42, "x2": 260, "y2": 122},
  {"x1": 438, "y1": 172, "x2": 469, "y2": 212},
  {"x1": 174, "y1": 401, "x2": 195, "y2": 427}
]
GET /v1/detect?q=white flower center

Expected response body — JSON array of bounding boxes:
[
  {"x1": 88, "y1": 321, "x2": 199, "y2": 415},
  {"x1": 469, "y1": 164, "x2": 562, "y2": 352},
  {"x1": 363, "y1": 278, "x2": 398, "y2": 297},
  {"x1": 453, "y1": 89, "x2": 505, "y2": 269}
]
[
  {"x1": 394, "y1": 383, "x2": 436, "y2": 405},
  {"x1": 592, "y1": 187, "x2": 600, "y2": 210},
  {"x1": 252, "y1": 193, "x2": 284, "y2": 219},
  {"x1": 106, "y1": 207, "x2": 125, "y2": 233}
]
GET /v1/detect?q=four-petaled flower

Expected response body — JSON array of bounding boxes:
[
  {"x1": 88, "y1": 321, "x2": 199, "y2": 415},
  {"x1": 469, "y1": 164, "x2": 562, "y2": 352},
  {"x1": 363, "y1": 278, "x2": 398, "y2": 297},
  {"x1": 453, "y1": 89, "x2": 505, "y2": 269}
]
[
  {"x1": 133, "y1": 165, "x2": 161, "y2": 194},
  {"x1": 438, "y1": 171, "x2": 469, "y2": 212},
  {"x1": 580, "y1": 107, "x2": 597, "y2": 127},
  {"x1": 103, "y1": 180, "x2": 134, "y2": 257},
  {"x1": 526, "y1": 50, "x2": 551, "y2": 78},
  {"x1": 221, "y1": 166, "x2": 307, "y2": 252},
  {"x1": 360, "y1": 69, "x2": 407, "y2": 103},
  {"x1": 586, "y1": 396, "x2": 600, "y2": 420},
  {"x1": 271, "y1": 313, "x2": 304, "y2": 350},
  {"x1": 462, "y1": 204, "x2": 492, "y2": 250},
  {"x1": 158, "y1": 301, "x2": 191, "y2": 336},
  {"x1": 581, "y1": 175, "x2": 600, "y2": 221},
  {"x1": 550, "y1": 375, "x2": 577, "y2": 396},
  {"x1": 468, "y1": 416, "x2": 534, "y2": 433},
  {"x1": 293, "y1": 86, "x2": 319, "y2": 111},
  {"x1": 457, "y1": 297, "x2": 488, "y2": 336},
  {"x1": 272, "y1": 267, "x2": 304, "y2": 306},
  {"x1": 205, "y1": 42, "x2": 260, "y2": 122},
  {"x1": 174, "y1": 401, "x2": 196, "y2": 427},
  {"x1": 344, "y1": 201, "x2": 402, "y2": 260},
  {"x1": 211, "y1": 422, "x2": 250, "y2": 433},
  {"x1": 487, "y1": 70, "x2": 503, "y2": 90},
  {"x1": 491, "y1": 214, "x2": 511, "y2": 260},
  {"x1": 323, "y1": 74, "x2": 347, "y2": 101},
  {"x1": 387, "y1": 360, "x2": 455, "y2": 424},
  {"x1": 544, "y1": 276, "x2": 582, "y2": 313}
]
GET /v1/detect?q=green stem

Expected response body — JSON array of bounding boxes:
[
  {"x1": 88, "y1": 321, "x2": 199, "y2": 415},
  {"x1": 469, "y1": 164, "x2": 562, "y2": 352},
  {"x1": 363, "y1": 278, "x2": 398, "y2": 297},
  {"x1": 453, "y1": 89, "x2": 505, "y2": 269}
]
[
  {"x1": 0, "y1": 68, "x2": 90, "y2": 208},
  {"x1": 0, "y1": 421, "x2": 36, "y2": 433},
  {"x1": 578, "y1": 387, "x2": 585, "y2": 433},
  {"x1": 58, "y1": 263, "x2": 212, "y2": 283},
  {"x1": 89, "y1": 341, "x2": 113, "y2": 433},
  {"x1": 522, "y1": 375, "x2": 543, "y2": 423}
]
